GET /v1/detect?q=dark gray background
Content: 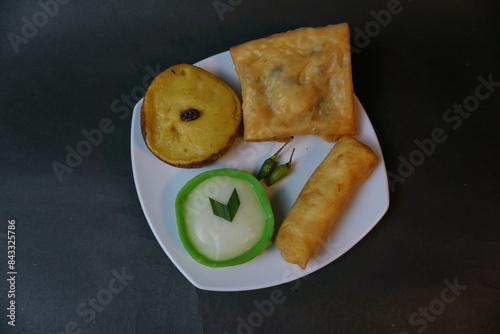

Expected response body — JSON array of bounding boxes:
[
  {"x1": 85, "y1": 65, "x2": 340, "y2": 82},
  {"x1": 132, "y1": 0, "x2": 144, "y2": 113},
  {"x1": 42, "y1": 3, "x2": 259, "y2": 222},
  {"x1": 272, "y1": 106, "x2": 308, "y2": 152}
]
[{"x1": 1, "y1": 0, "x2": 499, "y2": 333}]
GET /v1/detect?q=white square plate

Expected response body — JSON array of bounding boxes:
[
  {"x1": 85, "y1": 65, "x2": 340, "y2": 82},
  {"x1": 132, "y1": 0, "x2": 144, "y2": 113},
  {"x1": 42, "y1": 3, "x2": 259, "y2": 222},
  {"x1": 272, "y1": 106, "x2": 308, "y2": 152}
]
[{"x1": 131, "y1": 51, "x2": 389, "y2": 291}]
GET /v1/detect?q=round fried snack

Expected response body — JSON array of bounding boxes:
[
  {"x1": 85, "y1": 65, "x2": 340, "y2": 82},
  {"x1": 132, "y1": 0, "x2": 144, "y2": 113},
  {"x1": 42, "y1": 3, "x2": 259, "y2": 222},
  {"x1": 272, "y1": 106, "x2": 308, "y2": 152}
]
[{"x1": 141, "y1": 64, "x2": 242, "y2": 168}]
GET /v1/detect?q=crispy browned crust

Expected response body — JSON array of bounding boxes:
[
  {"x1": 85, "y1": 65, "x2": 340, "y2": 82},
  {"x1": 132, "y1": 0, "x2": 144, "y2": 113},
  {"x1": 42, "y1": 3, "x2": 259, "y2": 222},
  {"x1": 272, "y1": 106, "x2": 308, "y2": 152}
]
[
  {"x1": 230, "y1": 23, "x2": 356, "y2": 142},
  {"x1": 317, "y1": 134, "x2": 343, "y2": 143},
  {"x1": 275, "y1": 136, "x2": 378, "y2": 269}
]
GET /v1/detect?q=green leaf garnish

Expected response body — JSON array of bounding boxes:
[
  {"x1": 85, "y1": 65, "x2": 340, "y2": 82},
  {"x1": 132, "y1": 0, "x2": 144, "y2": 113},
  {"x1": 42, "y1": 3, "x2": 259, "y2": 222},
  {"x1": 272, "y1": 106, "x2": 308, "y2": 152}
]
[{"x1": 209, "y1": 188, "x2": 240, "y2": 222}]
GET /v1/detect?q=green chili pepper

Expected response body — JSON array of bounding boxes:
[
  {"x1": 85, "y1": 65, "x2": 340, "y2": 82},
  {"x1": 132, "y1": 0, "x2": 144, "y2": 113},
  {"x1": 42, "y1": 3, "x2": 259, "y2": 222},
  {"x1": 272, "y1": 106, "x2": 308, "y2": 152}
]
[
  {"x1": 256, "y1": 137, "x2": 293, "y2": 180},
  {"x1": 266, "y1": 148, "x2": 295, "y2": 186}
]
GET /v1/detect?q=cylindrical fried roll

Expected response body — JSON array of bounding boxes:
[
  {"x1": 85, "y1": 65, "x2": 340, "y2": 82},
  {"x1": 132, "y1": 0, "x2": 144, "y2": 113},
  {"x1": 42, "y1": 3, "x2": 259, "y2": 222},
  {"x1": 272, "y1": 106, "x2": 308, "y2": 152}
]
[{"x1": 275, "y1": 136, "x2": 378, "y2": 269}]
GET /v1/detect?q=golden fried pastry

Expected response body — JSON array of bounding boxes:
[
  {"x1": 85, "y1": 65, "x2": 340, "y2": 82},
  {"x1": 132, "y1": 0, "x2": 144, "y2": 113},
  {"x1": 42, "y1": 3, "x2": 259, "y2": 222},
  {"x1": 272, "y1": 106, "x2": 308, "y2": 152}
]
[
  {"x1": 275, "y1": 136, "x2": 378, "y2": 269},
  {"x1": 230, "y1": 23, "x2": 355, "y2": 142},
  {"x1": 318, "y1": 134, "x2": 343, "y2": 143},
  {"x1": 141, "y1": 64, "x2": 242, "y2": 168}
]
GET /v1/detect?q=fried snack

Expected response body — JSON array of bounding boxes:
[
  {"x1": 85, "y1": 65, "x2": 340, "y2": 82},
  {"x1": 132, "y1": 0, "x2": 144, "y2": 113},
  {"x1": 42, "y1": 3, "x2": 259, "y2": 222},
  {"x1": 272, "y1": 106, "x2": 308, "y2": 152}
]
[
  {"x1": 317, "y1": 134, "x2": 343, "y2": 143},
  {"x1": 141, "y1": 64, "x2": 242, "y2": 168},
  {"x1": 275, "y1": 136, "x2": 378, "y2": 269},
  {"x1": 230, "y1": 23, "x2": 355, "y2": 142}
]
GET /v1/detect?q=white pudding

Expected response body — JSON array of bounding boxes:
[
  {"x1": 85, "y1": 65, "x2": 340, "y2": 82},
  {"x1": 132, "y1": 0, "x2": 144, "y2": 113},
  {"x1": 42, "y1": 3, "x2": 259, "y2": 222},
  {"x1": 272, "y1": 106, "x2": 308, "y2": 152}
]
[{"x1": 182, "y1": 176, "x2": 266, "y2": 261}]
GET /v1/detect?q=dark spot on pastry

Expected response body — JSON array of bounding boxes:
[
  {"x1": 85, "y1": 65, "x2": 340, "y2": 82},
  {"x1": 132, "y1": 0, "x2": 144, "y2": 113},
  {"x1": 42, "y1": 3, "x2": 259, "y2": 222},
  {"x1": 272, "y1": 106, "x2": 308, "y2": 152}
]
[
  {"x1": 180, "y1": 108, "x2": 200, "y2": 121},
  {"x1": 270, "y1": 64, "x2": 283, "y2": 77}
]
